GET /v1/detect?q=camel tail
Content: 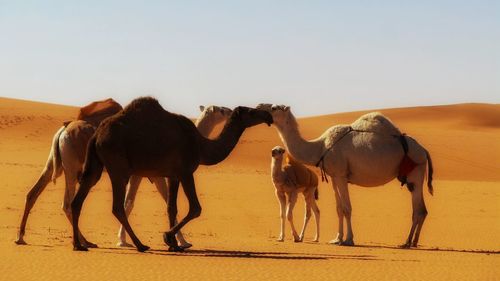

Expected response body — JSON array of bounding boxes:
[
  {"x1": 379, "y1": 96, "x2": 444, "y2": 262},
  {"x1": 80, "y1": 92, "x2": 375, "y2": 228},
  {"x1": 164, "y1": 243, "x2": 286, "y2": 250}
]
[
  {"x1": 79, "y1": 136, "x2": 103, "y2": 185},
  {"x1": 50, "y1": 126, "x2": 66, "y2": 184},
  {"x1": 426, "y1": 149, "x2": 434, "y2": 196},
  {"x1": 314, "y1": 187, "x2": 319, "y2": 200}
]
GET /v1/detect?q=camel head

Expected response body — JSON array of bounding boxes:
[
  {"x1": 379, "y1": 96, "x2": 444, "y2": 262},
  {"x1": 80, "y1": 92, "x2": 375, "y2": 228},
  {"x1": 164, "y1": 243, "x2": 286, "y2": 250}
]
[
  {"x1": 256, "y1": 103, "x2": 291, "y2": 129},
  {"x1": 271, "y1": 146, "x2": 286, "y2": 159},
  {"x1": 230, "y1": 106, "x2": 273, "y2": 128},
  {"x1": 199, "y1": 105, "x2": 233, "y2": 124}
]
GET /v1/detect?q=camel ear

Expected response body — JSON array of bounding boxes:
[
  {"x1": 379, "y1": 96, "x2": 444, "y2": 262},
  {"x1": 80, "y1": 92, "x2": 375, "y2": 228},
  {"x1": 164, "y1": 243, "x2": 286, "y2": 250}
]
[
  {"x1": 284, "y1": 106, "x2": 290, "y2": 112},
  {"x1": 199, "y1": 105, "x2": 205, "y2": 112}
]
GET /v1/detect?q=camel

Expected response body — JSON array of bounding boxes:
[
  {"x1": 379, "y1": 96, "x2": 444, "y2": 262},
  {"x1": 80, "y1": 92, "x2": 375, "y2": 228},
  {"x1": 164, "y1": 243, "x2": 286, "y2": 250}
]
[
  {"x1": 257, "y1": 104, "x2": 433, "y2": 248},
  {"x1": 70, "y1": 97, "x2": 273, "y2": 252},
  {"x1": 117, "y1": 105, "x2": 233, "y2": 247},
  {"x1": 15, "y1": 98, "x2": 231, "y2": 248},
  {"x1": 271, "y1": 146, "x2": 320, "y2": 243},
  {"x1": 15, "y1": 99, "x2": 122, "y2": 247}
]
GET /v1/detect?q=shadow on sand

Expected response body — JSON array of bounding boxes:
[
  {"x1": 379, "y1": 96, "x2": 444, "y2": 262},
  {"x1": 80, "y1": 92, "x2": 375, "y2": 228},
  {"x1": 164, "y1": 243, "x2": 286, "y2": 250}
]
[
  {"x1": 22, "y1": 243, "x2": 497, "y2": 261},
  {"x1": 95, "y1": 247, "x2": 382, "y2": 261},
  {"x1": 352, "y1": 244, "x2": 499, "y2": 255}
]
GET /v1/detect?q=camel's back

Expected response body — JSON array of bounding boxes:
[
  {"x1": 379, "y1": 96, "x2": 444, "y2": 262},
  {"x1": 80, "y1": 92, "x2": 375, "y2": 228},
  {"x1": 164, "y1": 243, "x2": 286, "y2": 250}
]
[
  {"x1": 104, "y1": 97, "x2": 199, "y2": 145},
  {"x1": 351, "y1": 112, "x2": 401, "y2": 136},
  {"x1": 77, "y1": 98, "x2": 122, "y2": 126},
  {"x1": 105, "y1": 97, "x2": 197, "y2": 133},
  {"x1": 95, "y1": 97, "x2": 201, "y2": 174}
]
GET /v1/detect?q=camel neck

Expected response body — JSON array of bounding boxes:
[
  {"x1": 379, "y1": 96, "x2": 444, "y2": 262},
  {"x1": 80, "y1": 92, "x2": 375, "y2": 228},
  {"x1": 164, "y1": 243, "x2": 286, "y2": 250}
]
[
  {"x1": 271, "y1": 157, "x2": 285, "y2": 184},
  {"x1": 199, "y1": 118, "x2": 245, "y2": 165},
  {"x1": 195, "y1": 115, "x2": 219, "y2": 138},
  {"x1": 275, "y1": 114, "x2": 325, "y2": 166}
]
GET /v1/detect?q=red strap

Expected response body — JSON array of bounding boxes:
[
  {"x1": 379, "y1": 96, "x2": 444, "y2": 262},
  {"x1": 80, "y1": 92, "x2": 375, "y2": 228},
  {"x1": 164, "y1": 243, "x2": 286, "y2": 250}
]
[{"x1": 399, "y1": 154, "x2": 417, "y2": 178}]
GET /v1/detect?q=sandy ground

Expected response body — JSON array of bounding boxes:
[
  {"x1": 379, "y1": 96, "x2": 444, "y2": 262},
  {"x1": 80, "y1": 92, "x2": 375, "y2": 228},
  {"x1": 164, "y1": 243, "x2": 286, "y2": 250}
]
[{"x1": 1, "y1": 97, "x2": 499, "y2": 281}]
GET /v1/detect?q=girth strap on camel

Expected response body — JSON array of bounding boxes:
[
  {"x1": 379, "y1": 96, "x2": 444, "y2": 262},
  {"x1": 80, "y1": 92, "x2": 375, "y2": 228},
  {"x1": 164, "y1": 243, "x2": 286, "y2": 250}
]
[
  {"x1": 315, "y1": 127, "x2": 354, "y2": 183},
  {"x1": 397, "y1": 134, "x2": 417, "y2": 190}
]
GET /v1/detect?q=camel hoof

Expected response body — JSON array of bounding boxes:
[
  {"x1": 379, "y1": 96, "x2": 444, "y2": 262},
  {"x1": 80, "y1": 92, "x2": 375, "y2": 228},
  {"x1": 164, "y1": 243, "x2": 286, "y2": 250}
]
[
  {"x1": 294, "y1": 237, "x2": 302, "y2": 243},
  {"x1": 339, "y1": 240, "x2": 355, "y2": 246},
  {"x1": 83, "y1": 241, "x2": 98, "y2": 248},
  {"x1": 14, "y1": 239, "x2": 27, "y2": 245},
  {"x1": 168, "y1": 245, "x2": 184, "y2": 252},
  {"x1": 116, "y1": 241, "x2": 134, "y2": 248},
  {"x1": 179, "y1": 242, "x2": 193, "y2": 249},
  {"x1": 137, "y1": 244, "x2": 150, "y2": 252},
  {"x1": 73, "y1": 245, "x2": 89, "y2": 251},
  {"x1": 163, "y1": 232, "x2": 178, "y2": 248},
  {"x1": 329, "y1": 238, "x2": 342, "y2": 245},
  {"x1": 312, "y1": 238, "x2": 319, "y2": 243},
  {"x1": 399, "y1": 243, "x2": 411, "y2": 249},
  {"x1": 276, "y1": 238, "x2": 284, "y2": 242}
]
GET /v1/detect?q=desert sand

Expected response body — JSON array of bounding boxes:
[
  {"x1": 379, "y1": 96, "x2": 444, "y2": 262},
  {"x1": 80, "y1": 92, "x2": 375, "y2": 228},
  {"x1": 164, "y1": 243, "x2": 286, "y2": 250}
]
[{"x1": 1, "y1": 97, "x2": 498, "y2": 280}]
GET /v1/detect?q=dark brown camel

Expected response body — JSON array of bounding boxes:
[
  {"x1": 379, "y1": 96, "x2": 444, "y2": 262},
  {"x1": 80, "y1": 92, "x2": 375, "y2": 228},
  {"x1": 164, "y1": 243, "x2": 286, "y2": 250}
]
[{"x1": 71, "y1": 97, "x2": 273, "y2": 252}]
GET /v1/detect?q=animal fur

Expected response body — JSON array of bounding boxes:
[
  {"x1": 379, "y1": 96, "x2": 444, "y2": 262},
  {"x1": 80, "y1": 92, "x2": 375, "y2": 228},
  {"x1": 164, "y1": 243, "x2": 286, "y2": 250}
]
[{"x1": 271, "y1": 146, "x2": 320, "y2": 243}]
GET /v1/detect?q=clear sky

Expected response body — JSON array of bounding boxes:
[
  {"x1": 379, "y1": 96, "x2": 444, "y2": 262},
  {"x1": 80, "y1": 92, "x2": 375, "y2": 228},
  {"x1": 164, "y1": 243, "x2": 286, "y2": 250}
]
[{"x1": 1, "y1": 1, "x2": 498, "y2": 117}]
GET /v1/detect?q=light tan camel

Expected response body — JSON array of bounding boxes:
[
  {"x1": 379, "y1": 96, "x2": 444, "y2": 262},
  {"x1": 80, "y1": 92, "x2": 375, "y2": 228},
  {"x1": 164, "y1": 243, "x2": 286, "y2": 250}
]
[
  {"x1": 117, "y1": 105, "x2": 233, "y2": 247},
  {"x1": 257, "y1": 104, "x2": 433, "y2": 248},
  {"x1": 15, "y1": 99, "x2": 122, "y2": 247},
  {"x1": 271, "y1": 146, "x2": 319, "y2": 243},
  {"x1": 70, "y1": 97, "x2": 272, "y2": 252}
]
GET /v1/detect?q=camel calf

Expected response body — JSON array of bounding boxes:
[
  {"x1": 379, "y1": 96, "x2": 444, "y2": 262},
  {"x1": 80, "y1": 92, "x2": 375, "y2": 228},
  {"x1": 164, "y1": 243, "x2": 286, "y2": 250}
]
[{"x1": 271, "y1": 146, "x2": 320, "y2": 242}]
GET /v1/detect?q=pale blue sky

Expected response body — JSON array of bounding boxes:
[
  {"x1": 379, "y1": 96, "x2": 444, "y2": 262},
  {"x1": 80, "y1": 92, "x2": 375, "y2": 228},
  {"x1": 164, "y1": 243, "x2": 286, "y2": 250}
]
[{"x1": 1, "y1": 1, "x2": 498, "y2": 117}]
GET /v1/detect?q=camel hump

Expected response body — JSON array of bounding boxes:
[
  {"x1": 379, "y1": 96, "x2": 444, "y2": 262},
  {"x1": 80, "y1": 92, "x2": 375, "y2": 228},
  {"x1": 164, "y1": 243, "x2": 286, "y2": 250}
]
[
  {"x1": 77, "y1": 98, "x2": 123, "y2": 125},
  {"x1": 123, "y1": 97, "x2": 164, "y2": 114},
  {"x1": 351, "y1": 112, "x2": 401, "y2": 136}
]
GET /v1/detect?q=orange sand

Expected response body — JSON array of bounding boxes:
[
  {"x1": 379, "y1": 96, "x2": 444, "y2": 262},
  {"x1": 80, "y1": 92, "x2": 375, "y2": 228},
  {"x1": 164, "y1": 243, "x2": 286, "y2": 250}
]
[{"x1": 1, "y1": 97, "x2": 498, "y2": 280}]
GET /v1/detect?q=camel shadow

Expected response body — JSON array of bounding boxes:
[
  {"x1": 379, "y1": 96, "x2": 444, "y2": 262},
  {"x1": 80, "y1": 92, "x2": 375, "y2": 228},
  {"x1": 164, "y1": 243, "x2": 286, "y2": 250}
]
[
  {"x1": 352, "y1": 244, "x2": 499, "y2": 255},
  {"x1": 96, "y1": 247, "x2": 383, "y2": 261}
]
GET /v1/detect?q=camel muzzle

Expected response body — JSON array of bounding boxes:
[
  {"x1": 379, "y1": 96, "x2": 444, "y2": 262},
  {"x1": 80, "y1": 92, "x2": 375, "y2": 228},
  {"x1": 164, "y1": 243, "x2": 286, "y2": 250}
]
[{"x1": 265, "y1": 116, "x2": 273, "y2": 126}]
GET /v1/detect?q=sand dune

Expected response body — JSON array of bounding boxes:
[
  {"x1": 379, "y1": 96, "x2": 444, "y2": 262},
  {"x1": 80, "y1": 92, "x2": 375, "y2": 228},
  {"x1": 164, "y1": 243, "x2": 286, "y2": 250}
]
[{"x1": 1, "y1": 97, "x2": 498, "y2": 281}]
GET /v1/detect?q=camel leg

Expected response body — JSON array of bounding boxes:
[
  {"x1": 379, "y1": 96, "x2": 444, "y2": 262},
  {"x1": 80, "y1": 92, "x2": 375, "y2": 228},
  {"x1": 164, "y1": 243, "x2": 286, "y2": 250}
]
[
  {"x1": 151, "y1": 177, "x2": 192, "y2": 249},
  {"x1": 310, "y1": 195, "x2": 320, "y2": 242},
  {"x1": 275, "y1": 190, "x2": 286, "y2": 242},
  {"x1": 117, "y1": 175, "x2": 142, "y2": 247},
  {"x1": 109, "y1": 174, "x2": 149, "y2": 252},
  {"x1": 71, "y1": 172, "x2": 102, "y2": 251},
  {"x1": 17, "y1": 127, "x2": 65, "y2": 245},
  {"x1": 401, "y1": 166, "x2": 427, "y2": 248},
  {"x1": 166, "y1": 178, "x2": 179, "y2": 230},
  {"x1": 16, "y1": 163, "x2": 54, "y2": 245},
  {"x1": 410, "y1": 169, "x2": 428, "y2": 248},
  {"x1": 299, "y1": 196, "x2": 312, "y2": 242},
  {"x1": 335, "y1": 176, "x2": 354, "y2": 246},
  {"x1": 164, "y1": 174, "x2": 201, "y2": 252},
  {"x1": 62, "y1": 170, "x2": 97, "y2": 248},
  {"x1": 163, "y1": 178, "x2": 179, "y2": 250},
  {"x1": 286, "y1": 192, "x2": 300, "y2": 242},
  {"x1": 329, "y1": 182, "x2": 344, "y2": 245}
]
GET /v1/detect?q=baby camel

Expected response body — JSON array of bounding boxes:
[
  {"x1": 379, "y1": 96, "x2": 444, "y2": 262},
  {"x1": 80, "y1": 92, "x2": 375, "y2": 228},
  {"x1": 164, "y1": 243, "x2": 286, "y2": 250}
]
[{"x1": 271, "y1": 146, "x2": 320, "y2": 242}]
